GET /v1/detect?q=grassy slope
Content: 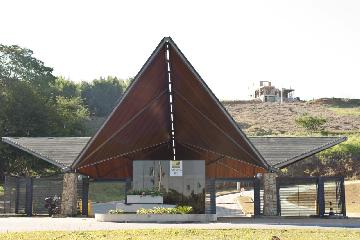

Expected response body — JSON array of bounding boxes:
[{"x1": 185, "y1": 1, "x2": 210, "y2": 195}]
[
  {"x1": 1, "y1": 229, "x2": 360, "y2": 240},
  {"x1": 223, "y1": 99, "x2": 360, "y2": 135}
]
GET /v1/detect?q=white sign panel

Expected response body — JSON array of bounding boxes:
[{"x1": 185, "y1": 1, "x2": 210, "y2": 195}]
[{"x1": 170, "y1": 160, "x2": 183, "y2": 176}]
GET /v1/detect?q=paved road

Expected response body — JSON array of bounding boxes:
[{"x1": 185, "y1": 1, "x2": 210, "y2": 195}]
[{"x1": 0, "y1": 217, "x2": 359, "y2": 232}]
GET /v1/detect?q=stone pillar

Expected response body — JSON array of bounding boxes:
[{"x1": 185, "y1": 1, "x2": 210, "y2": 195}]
[
  {"x1": 61, "y1": 173, "x2": 78, "y2": 216},
  {"x1": 263, "y1": 172, "x2": 278, "y2": 216}
]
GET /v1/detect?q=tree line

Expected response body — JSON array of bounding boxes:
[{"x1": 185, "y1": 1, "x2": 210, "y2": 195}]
[{"x1": 0, "y1": 44, "x2": 130, "y2": 178}]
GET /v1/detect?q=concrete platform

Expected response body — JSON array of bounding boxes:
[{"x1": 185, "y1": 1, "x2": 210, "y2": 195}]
[{"x1": 95, "y1": 213, "x2": 217, "y2": 223}]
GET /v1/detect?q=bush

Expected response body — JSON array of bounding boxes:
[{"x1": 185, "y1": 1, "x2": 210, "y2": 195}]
[
  {"x1": 176, "y1": 206, "x2": 193, "y2": 214},
  {"x1": 295, "y1": 114, "x2": 327, "y2": 132},
  {"x1": 127, "y1": 189, "x2": 162, "y2": 196},
  {"x1": 163, "y1": 189, "x2": 205, "y2": 213},
  {"x1": 108, "y1": 209, "x2": 124, "y2": 214},
  {"x1": 136, "y1": 206, "x2": 193, "y2": 215}
]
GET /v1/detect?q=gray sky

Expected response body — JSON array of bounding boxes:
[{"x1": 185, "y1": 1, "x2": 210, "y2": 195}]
[{"x1": 1, "y1": 0, "x2": 359, "y2": 100}]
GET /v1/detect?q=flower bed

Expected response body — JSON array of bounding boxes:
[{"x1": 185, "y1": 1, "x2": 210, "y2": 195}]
[
  {"x1": 95, "y1": 213, "x2": 216, "y2": 223},
  {"x1": 98, "y1": 205, "x2": 213, "y2": 222},
  {"x1": 136, "y1": 206, "x2": 192, "y2": 214}
]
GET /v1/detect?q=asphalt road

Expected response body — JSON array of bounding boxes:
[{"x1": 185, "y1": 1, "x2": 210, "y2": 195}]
[{"x1": 0, "y1": 217, "x2": 359, "y2": 232}]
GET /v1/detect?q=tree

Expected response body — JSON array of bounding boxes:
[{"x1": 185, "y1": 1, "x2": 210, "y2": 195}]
[
  {"x1": 81, "y1": 76, "x2": 128, "y2": 117},
  {"x1": 295, "y1": 114, "x2": 327, "y2": 132},
  {"x1": 0, "y1": 44, "x2": 56, "y2": 97},
  {"x1": 53, "y1": 77, "x2": 81, "y2": 98},
  {"x1": 0, "y1": 44, "x2": 89, "y2": 178},
  {"x1": 54, "y1": 96, "x2": 89, "y2": 136}
]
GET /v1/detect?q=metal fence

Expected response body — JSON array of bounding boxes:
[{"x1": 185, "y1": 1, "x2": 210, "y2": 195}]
[
  {"x1": 3, "y1": 174, "x2": 84, "y2": 216},
  {"x1": 2, "y1": 174, "x2": 346, "y2": 218},
  {"x1": 277, "y1": 176, "x2": 346, "y2": 217}
]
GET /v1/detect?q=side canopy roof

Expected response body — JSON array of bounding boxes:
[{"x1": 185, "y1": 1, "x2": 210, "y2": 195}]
[
  {"x1": 2, "y1": 136, "x2": 346, "y2": 172},
  {"x1": 71, "y1": 37, "x2": 269, "y2": 179}
]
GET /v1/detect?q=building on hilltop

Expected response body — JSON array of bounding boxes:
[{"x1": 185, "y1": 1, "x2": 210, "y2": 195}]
[{"x1": 251, "y1": 81, "x2": 297, "y2": 103}]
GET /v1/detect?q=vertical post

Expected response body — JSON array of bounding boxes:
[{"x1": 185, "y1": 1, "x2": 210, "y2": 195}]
[
  {"x1": 263, "y1": 172, "x2": 278, "y2": 216},
  {"x1": 253, "y1": 177, "x2": 261, "y2": 216},
  {"x1": 124, "y1": 178, "x2": 132, "y2": 204},
  {"x1": 61, "y1": 173, "x2": 78, "y2": 216},
  {"x1": 276, "y1": 178, "x2": 281, "y2": 216},
  {"x1": 340, "y1": 177, "x2": 346, "y2": 217},
  {"x1": 81, "y1": 177, "x2": 89, "y2": 216},
  {"x1": 317, "y1": 177, "x2": 325, "y2": 217},
  {"x1": 209, "y1": 179, "x2": 216, "y2": 214},
  {"x1": 14, "y1": 177, "x2": 20, "y2": 214},
  {"x1": 205, "y1": 179, "x2": 216, "y2": 214},
  {"x1": 3, "y1": 175, "x2": 7, "y2": 214},
  {"x1": 25, "y1": 177, "x2": 33, "y2": 216}
]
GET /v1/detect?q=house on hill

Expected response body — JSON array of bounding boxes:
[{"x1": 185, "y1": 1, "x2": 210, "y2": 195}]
[{"x1": 251, "y1": 81, "x2": 296, "y2": 103}]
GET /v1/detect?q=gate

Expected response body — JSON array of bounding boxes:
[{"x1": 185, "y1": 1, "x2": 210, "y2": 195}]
[
  {"x1": 205, "y1": 177, "x2": 261, "y2": 217},
  {"x1": 3, "y1": 174, "x2": 84, "y2": 216},
  {"x1": 277, "y1": 176, "x2": 346, "y2": 217}
]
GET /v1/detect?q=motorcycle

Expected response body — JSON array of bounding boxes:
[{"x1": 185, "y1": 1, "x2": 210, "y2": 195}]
[{"x1": 44, "y1": 195, "x2": 61, "y2": 216}]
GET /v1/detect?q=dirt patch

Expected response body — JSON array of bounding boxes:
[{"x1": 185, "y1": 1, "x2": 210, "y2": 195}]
[
  {"x1": 345, "y1": 181, "x2": 360, "y2": 213},
  {"x1": 237, "y1": 196, "x2": 254, "y2": 215}
]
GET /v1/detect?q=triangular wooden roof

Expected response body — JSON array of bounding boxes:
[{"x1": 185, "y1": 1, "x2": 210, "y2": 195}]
[{"x1": 72, "y1": 37, "x2": 269, "y2": 179}]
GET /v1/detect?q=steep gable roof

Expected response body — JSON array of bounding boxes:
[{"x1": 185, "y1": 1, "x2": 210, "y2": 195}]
[{"x1": 71, "y1": 37, "x2": 269, "y2": 178}]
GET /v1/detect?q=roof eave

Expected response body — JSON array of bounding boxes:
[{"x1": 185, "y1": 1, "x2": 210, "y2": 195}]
[
  {"x1": 1, "y1": 137, "x2": 70, "y2": 172},
  {"x1": 274, "y1": 136, "x2": 348, "y2": 169}
]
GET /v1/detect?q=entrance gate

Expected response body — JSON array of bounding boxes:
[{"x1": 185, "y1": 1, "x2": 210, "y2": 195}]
[
  {"x1": 205, "y1": 177, "x2": 261, "y2": 217},
  {"x1": 276, "y1": 176, "x2": 346, "y2": 217}
]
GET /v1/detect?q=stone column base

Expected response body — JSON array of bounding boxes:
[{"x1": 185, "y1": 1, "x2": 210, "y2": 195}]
[
  {"x1": 61, "y1": 173, "x2": 78, "y2": 216},
  {"x1": 263, "y1": 172, "x2": 278, "y2": 216}
]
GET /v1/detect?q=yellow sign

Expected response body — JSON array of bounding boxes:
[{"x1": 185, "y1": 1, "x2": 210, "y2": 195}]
[{"x1": 170, "y1": 160, "x2": 182, "y2": 176}]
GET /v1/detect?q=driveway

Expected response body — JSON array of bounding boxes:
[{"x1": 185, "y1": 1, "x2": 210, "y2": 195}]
[{"x1": 216, "y1": 192, "x2": 244, "y2": 217}]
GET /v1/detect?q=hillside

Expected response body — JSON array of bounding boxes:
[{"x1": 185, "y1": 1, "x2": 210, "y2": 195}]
[
  {"x1": 223, "y1": 98, "x2": 360, "y2": 136},
  {"x1": 86, "y1": 98, "x2": 360, "y2": 137},
  {"x1": 222, "y1": 98, "x2": 360, "y2": 178}
]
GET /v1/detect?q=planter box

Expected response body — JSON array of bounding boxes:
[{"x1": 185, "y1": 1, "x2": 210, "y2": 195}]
[
  {"x1": 95, "y1": 213, "x2": 217, "y2": 223},
  {"x1": 126, "y1": 195, "x2": 163, "y2": 204},
  {"x1": 116, "y1": 203, "x2": 176, "y2": 213}
]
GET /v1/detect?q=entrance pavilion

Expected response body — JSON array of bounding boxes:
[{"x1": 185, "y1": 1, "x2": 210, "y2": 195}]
[{"x1": 2, "y1": 38, "x2": 346, "y2": 217}]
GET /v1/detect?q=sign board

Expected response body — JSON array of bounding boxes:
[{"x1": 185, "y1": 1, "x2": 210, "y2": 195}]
[{"x1": 170, "y1": 160, "x2": 183, "y2": 176}]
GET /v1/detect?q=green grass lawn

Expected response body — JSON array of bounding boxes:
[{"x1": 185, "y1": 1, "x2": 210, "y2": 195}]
[
  {"x1": 88, "y1": 181, "x2": 125, "y2": 203},
  {"x1": 0, "y1": 229, "x2": 359, "y2": 240},
  {"x1": 328, "y1": 107, "x2": 360, "y2": 116}
]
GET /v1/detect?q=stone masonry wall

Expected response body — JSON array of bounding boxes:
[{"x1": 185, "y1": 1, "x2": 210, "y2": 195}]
[
  {"x1": 61, "y1": 173, "x2": 78, "y2": 216},
  {"x1": 263, "y1": 172, "x2": 278, "y2": 216}
]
